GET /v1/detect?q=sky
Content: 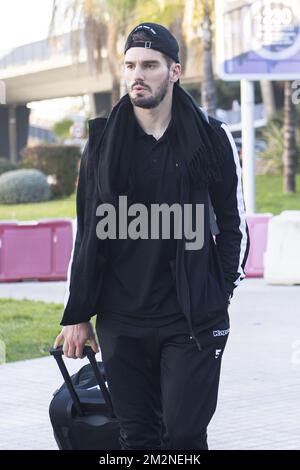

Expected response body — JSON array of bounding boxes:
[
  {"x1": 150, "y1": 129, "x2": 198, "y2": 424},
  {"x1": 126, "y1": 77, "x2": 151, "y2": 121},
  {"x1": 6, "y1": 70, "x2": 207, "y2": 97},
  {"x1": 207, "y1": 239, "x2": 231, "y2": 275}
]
[
  {"x1": 0, "y1": 0, "x2": 85, "y2": 124},
  {"x1": 0, "y1": 0, "x2": 56, "y2": 54}
]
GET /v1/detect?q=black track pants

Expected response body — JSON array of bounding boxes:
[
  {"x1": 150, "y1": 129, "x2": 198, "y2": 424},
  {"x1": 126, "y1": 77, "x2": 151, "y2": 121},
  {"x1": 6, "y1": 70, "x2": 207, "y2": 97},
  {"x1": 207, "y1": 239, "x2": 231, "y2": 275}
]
[{"x1": 96, "y1": 313, "x2": 229, "y2": 450}]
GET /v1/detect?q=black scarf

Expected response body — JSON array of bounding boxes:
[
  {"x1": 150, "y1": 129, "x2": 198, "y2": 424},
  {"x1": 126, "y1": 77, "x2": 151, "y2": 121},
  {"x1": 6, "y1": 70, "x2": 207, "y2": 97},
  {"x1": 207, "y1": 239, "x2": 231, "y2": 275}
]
[{"x1": 97, "y1": 84, "x2": 226, "y2": 206}]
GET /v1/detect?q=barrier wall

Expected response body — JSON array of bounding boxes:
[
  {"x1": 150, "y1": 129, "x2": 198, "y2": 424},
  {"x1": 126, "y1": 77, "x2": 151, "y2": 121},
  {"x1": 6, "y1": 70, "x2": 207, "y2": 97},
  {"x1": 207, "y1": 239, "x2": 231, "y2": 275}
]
[
  {"x1": 264, "y1": 212, "x2": 300, "y2": 285},
  {"x1": 244, "y1": 213, "x2": 273, "y2": 277},
  {"x1": 0, "y1": 219, "x2": 73, "y2": 282}
]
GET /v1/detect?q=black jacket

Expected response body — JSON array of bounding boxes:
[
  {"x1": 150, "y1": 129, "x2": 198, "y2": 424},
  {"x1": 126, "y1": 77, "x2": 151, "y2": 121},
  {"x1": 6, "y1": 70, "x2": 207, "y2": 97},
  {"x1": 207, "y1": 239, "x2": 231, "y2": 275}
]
[{"x1": 61, "y1": 114, "x2": 250, "y2": 351}]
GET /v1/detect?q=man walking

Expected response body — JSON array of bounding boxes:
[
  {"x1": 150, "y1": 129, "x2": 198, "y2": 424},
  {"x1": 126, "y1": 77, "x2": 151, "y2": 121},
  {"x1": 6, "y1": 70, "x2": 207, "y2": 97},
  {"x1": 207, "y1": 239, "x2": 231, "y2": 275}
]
[{"x1": 54, "y1": 22, "x2": 250, "y2": 450}]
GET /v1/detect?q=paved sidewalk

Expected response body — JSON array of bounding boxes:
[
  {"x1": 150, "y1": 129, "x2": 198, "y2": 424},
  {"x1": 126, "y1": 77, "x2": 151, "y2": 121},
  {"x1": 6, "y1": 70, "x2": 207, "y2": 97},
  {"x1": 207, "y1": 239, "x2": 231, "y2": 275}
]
[
  {"x1": 0, "y1": 278, "x2": 300, "y2": 450},
  {"x1": 0, "y1": 280, "x2": 66, "y2": 303}
]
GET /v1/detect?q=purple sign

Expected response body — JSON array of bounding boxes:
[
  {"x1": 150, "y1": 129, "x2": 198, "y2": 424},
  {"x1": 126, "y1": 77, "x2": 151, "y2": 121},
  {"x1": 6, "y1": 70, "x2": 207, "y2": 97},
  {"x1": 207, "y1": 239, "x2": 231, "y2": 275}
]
[{"x1": 216, "y1": 0, "x2": 300, "y2": 80}]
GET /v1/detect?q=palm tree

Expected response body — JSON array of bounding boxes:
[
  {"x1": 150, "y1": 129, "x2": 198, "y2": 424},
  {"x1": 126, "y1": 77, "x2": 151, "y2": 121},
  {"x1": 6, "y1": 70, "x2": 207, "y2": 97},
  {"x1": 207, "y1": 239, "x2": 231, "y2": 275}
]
[
  {"x1": 49, "y1": 0, "x2": 138, "y2": 106},
  {"x1": 49, "y1": 1, "x2": 106, "y2": 76},
  {"x1": 260, "y1": 80, "x2": 276, "y2": 121},
  {"x1": 199, "y1": 1, "x2": 216, "y2": 116},
  {"x1": 135, "y1": 0, "x2": 216, "y2": 115},
  {"x1": 133, "y1": 0, "x2": 188, "y2": 73},
  {"x1": 49, "y1": 0, "x2": 218, "y2": 113},
  {"x1": 282, "y1": 81, "x2": 298, "y2": 193}
]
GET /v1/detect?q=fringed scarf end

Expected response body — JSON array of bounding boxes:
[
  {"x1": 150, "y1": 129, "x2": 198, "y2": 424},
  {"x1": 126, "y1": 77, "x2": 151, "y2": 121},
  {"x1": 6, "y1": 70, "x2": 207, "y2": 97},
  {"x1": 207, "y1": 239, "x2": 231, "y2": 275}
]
[{"x1": 188, "y1": 144, "x2": 225, "y2": 188}]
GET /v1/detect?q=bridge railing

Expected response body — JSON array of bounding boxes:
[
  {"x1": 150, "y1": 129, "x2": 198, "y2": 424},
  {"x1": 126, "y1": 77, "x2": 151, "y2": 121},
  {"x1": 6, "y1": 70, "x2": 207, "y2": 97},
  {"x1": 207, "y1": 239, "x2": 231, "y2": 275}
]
[{"x1": 0, "y1": 30, "x2": 86, "y2": 72}]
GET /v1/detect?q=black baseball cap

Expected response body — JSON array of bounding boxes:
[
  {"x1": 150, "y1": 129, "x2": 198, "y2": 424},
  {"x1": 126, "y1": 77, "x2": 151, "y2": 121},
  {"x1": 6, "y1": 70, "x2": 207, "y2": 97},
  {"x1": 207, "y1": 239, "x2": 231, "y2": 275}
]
[{"x1": 124, "y1": 22, "x2": 180, "y2": 64}]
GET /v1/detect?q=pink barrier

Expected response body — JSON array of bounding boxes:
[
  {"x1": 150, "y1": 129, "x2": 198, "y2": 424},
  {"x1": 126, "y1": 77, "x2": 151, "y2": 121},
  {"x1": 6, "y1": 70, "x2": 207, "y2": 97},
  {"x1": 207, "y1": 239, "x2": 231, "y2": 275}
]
[
  {"x1": 245, "y1": 213, "x2": 273, "y2": 277},
  {"x1": 0, "y1": 214, "x2": 271, "y2": 281},
  {"x1": 0, "y1": 219, "x2": 73, "y2": 282}
]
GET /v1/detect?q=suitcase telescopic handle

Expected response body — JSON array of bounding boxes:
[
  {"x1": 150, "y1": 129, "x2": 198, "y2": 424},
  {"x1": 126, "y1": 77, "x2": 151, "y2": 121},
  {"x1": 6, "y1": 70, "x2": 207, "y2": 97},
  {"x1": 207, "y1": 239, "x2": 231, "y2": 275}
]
[{"x1": 49, "y1": 345, "x2": 115, "y2": 418}]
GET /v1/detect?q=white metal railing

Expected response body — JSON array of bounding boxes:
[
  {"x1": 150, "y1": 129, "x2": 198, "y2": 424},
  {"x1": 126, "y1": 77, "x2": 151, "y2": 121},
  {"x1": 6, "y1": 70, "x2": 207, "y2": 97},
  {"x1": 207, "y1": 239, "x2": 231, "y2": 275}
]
[{"x1": 0, "y1": 30, "x2": 89, "y2": 73}]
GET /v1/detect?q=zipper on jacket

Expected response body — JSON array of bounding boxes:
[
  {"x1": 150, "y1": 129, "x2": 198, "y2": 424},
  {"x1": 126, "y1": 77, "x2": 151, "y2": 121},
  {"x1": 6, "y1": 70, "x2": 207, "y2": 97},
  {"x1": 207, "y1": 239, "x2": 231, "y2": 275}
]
[
  {"x1": 182, "y1": 241, "x2": 202, "y2": 352},
  {"x1": 189, "y1": 329, "x2": 202, "y2": 351},
  {"x1": 185, "y1": 297, "x2": 202, "y2": 352},
  {"x1": 178, "y1": 170, "x2": 202, "y2": 352}
]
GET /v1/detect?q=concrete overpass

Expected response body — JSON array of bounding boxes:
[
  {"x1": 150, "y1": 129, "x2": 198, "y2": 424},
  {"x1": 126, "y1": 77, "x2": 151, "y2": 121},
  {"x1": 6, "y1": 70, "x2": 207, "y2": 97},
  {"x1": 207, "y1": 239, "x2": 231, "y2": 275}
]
[
  {"x1": 0, "y1": 31, "x2": 115, "y2": 104},
  {"x1": 0, "y1": 31, "x2": 106, "y2": 162}
]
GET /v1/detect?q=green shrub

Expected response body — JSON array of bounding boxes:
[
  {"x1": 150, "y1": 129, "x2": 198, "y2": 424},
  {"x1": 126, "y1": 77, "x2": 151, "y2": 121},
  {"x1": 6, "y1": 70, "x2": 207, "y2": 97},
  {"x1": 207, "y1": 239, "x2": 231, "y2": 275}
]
[
  {"x1": 20, "y1": 145, "x2": 81, "y2": 197},
  {"x1": 259, "y1": 113, "x2": 300, "y2": 175},
  {"x1": 0, "y1": 169, "x2": 51, "y2": 204},
  {"x1": 0, "y1": 157, "x2": 17, "y2": 175},
  {"x1": 259, "y1": 121, "x2": 284, "y2": 174},
  {"x1": 53, "y1": 118, "x2": 74, "y2": 140}
]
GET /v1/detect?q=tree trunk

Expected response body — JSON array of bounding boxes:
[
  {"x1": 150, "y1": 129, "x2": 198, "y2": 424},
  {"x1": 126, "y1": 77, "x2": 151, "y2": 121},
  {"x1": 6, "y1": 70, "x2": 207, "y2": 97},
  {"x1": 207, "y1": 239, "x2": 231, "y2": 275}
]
[
  {"x1": 282, "y1": 81, "x2": 297, "y2": 193},
  {"x1": 260, "y1": 80, "x2": 276, "y2": 122},
  {"x1": 107, "y1": 20, "x2": 121, "y2": 107},
  {"x1": 170, "y1": 17, "x2": 188, "y2": 75},
  {"x1": 201, "y1": 5, "x2": 216, "y2": 116},
  {"x1": 111, "y1": 76, "x2": 121, "y2": 106}
]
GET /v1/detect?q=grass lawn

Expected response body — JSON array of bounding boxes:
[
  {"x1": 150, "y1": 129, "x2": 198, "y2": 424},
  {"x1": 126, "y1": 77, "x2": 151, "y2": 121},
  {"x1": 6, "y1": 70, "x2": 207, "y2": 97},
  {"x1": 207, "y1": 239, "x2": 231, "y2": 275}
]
[
  {"x1": 256, "y1": 174, "x2": 300, "y2": 214},
  {"x1": 0, "y1": 175, "x2": 299, "y2": 221},
  {"x1": 0, "y1": 298, "x2": 64, "y2": 363},
  {"x1": 0, "y1": 298, "x2": 97, "y2": 363},
  {"x1": 0, "y1": 193, "x2": 76, "y2": 221},
  {"x1": 0, "y1": 173, "x2": 299, "y2": 363}
]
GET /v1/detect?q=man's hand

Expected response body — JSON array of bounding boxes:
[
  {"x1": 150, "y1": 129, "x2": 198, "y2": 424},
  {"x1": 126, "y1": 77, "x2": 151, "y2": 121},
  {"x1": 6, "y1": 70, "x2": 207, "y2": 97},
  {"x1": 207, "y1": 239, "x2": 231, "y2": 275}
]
[{"x1": 53, "y1": 321, "x2": 99, "y2": 359}]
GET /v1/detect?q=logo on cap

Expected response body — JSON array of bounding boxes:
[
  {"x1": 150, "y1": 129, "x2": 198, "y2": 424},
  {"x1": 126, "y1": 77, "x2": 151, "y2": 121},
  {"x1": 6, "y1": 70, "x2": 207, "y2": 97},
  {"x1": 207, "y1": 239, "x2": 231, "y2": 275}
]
[{"x1": 134, "y1": 25, "x2": 157, "y2": 35}]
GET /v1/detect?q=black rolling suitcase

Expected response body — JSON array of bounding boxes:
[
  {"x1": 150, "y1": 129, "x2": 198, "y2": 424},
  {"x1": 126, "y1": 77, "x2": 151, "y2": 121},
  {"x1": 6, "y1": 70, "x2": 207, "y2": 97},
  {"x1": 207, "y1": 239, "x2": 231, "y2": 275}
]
[{"x1": 49, "y1": 345, "x2": 121, "y2": 450}]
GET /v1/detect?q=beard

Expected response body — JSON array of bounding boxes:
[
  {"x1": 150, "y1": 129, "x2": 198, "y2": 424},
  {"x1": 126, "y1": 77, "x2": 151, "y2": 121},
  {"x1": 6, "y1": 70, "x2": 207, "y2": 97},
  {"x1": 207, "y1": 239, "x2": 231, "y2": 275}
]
[{"x1": 129, "y1": 75, "x2": 169, "y2": 109}]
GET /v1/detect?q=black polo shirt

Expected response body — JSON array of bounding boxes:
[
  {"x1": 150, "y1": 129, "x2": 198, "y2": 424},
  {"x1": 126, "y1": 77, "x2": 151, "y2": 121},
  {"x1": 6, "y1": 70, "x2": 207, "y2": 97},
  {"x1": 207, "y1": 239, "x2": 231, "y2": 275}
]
[{"x1": 98, "y1": 115, "x2": 185, "y2": 327}]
